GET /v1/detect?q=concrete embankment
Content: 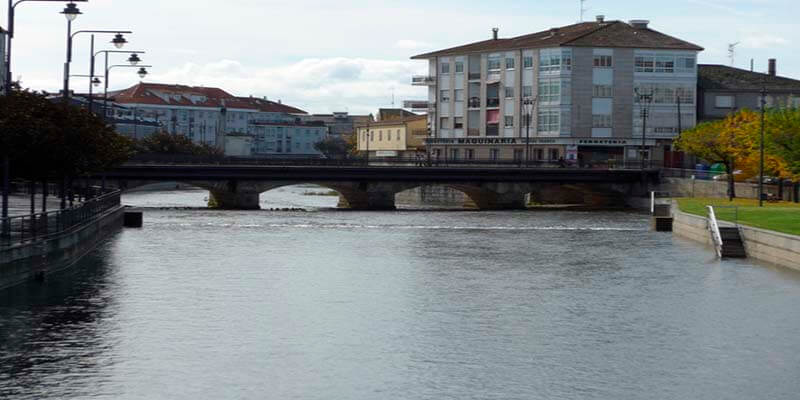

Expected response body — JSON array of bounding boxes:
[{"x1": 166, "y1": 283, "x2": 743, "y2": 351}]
[
  {"x1": 672, "y1": 206, "x2": 800, "y2": 270},
  {"x1": 0, "y1": 206, "x2": 124, "y2": 290}
]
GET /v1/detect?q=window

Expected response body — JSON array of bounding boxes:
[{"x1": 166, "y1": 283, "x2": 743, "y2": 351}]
[
  {"x1": 504, "y1": 116, "x2": 514, "y2": 128},
  {"x1": 550, "y1": 149, "x2": 559, "y2": 160},
  {"x1": 715, "y1": 95, "x2": 734, "y2": 108},
  {"x1": 522, "y1": 85, "x2": 533, "y2": 97},
  {"x1": 539, "y1": 80, "x2": 561, "y2": 103},
  {"x1": 450, "y1": 148, "x2": 459, "y2": 160},
  {"x1": 504, "y1": 86, "x2": 514, "y2": 98},
  {"x1": 593, "y1": 85, "x2": 613, "y2": 98},
  {"x1": 370, "y1": 131, "x2": 374, "y2": 141},
  {"x1": 539, "y1": 48, "x2": 572, "y2": 73},
  {"x1": 513, "y1": 149, "x2": 523, "y2": 162},
  {"x1": 487, "y1": 55, "x2": 502, "y2": 71},
  {"x1": 440, "y1": 90, "x2": 450, "y2": 102},
  {"x1": 523, "y1": 56, "x2": 533, "y2": 69},
  {"x1": 593, "y1": 55, "x2": 612, "y2": 68},
  {"x1": 440, "y1": 117, "x2": 450, "y2": 129},
  {"x1": 535, "y1": 148, "x2": 544, "y2": 160},
  {"x1": 655, "y1": 56, "x2": 675, "y2": 73},
  {"x1": 506, "y1": 57, "x2": 515, "y2": 69},
  {"x1": 455, "y1": 61, "x2": 464, "y2": 73},
  {"x1": 454, "y1": 89, "x2": 464, "y2": 102},
  {"x1": 466, "y1": 149, "x2": 475, "y2": 160},
  {"x1": 454, "y1": 117, "x2": 464, "y2": 129},
  {"x1": 441, "y1": 62, "x2": 450, "y2": 74},
  {"x1": 635, "y1": 55, "x2": 655, "y2": 72},
  {"x1": 676, "y1": 57, "x2": 696, "y2": 73},
  {"x1": 489, "y1": 148, "x2": 500, "y2": 161},
  {"x1": 538, "y1": 110, "x2": 560, "y2": 132},
  {"x1": 592, "y1": 114, "x2": 613, "y2": 128},
  {"x1": 379, "y1": 130, "x2": 383, "y2": 141},
  {"x1": 397, "y1": 130, "x2": 401, "y2": 140}
]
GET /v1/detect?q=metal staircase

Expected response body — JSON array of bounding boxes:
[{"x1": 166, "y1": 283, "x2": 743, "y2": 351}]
[{"x1": 707, "y1": 206, "x2": 747, "y2": 259}]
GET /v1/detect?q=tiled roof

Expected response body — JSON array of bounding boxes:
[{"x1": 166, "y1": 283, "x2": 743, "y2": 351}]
[
  {"x1": 110, "y1": 83, "x2": 307, "y2": 114},
  {"x1": 411, "y1": 20, "x2": 702, "y2": 59},
  {"x1": 698, "y1": 64, "x2": 800, "y2": 92}
]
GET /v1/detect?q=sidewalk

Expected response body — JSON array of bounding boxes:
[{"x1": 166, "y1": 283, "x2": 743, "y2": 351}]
[{"x1": 5, "y1": 194, "x2": 63, "y2": 217}]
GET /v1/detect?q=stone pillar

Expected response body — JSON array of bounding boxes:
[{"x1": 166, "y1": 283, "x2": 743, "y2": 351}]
[{"x1": 208, "y1": 190, "x2": 260, "y2": 210}]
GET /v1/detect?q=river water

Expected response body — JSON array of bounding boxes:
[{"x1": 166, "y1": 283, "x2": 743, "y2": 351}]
[{"x1": 2, "y1": 185, "x2": 800, "y2": 399}]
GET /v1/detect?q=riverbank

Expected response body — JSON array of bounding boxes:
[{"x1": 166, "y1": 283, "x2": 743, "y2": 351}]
[{"x1": 672, "y1": 201, "x2": 800, "y2": 270}]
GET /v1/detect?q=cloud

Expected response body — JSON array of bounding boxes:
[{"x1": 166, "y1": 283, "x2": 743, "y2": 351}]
[
  {"x1": 146, "y1": 57, "x2": 429, "y2": 114},
  {"x1": 741, "y1": 33, "x2": 788, "y2": 49},
  {"x1": 394, "y1": 40, "x2": 434, "y2": 50}
]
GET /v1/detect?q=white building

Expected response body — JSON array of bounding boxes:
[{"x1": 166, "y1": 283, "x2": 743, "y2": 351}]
[
  {"x1": 109, "y1": 83, "x2": 326, "y2": 157},
  {"x1": 411, "y1": 17, "x2": 702, "y2": 164}
]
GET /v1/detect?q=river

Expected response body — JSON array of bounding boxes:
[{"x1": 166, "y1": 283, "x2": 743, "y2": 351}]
[{"x1": 2, "y1": 185, "x2": 799, "y2": 399}]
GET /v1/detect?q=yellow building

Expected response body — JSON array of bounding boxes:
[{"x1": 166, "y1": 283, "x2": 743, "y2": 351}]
[{"x1": 356, "y1": 114, "x2": 428, "y2": 159}]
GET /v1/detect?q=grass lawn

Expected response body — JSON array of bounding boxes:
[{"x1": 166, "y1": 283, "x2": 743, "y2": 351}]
[{"x1": 676, "y1": 197, "x2": 800, "y2": 236}]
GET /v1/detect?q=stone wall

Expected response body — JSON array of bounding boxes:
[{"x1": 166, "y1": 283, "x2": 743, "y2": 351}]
[
  {"x1": 672, "y1": 206, "x2": 800, "y2": 271},
  {"x1": 0, "y1": 206, "x2": 124, "y2": 290},
  {"x1": 395, "y1": 185, "x2": 470, "y2": 208},
  {"x1": 659, "y1": 177, "x2": 799, "y2": 201}
]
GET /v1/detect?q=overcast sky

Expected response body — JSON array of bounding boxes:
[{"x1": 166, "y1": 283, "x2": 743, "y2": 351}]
[{"x1": 5, "y1": 0, "x2": 798, "y2": 114}]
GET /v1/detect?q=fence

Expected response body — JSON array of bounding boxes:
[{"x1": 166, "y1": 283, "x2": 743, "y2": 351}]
[{"x1": 1, "y1": 188, "x2": 121, "y2": 247}]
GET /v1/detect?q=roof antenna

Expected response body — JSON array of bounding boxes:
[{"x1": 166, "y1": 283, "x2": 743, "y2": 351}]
[
  {"x1": 579, "y1": 0, "x2": 588, "y2": 22},
  {"x1": 391, "y1": 86, "x2": 395, "y2": 107},
  {"x1": 728, "y1": 42, "x2": 739, "y2": 67}
]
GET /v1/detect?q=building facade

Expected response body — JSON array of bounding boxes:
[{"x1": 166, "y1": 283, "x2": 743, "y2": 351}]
[
  {"x1": 698, "y1": 61, "x2": 800, "y2": 122},
  {"x1": 411, "y1": 17, "x2": 702, "y2": 164},
  {"x1": 356, "y1": 114, "x2": 428, "y2": 159},
  {"x1": 301, "y1": 112, "x2": 374, "y2": 137},
  {"x1": 109, "y1": 83, "x2": 325, "y2": 156}
]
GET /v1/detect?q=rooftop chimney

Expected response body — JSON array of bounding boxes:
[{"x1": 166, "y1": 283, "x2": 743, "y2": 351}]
[
  {"x1": 629, "y1": 19, "x2": 650, "y2": 29},
  {"x1": 768, "y1": 58, "x2": 776, "y2": 76},
  {"x1": 492, "y1": 27, "x2": 499, "y2": 40},
  {"x1": 549, "y1": 27, "x2": 559, "y2": 36},
  {"x1": 596, "y1": 15, "x2": 605, "y2": 23}
]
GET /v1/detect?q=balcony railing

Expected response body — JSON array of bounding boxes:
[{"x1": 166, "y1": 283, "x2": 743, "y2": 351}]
[
  {"x1": 468, "y1": 97, "x2": 481, "y2": 108},
  {"x1": 486, "y1": 98, "x2": 500, "y2": 108},
  {"x1": 411, "y1": 75, "x2": 436, "y2": 86},
  {"x1": 468, "y1": 72, "x2": 481, "y2": 80},
  {"x1": 486, "y1": 124, "x2": 499, "y2": 136},
  {"x1": 403, "y1": 100, "x2": 430, "y2": 111}
]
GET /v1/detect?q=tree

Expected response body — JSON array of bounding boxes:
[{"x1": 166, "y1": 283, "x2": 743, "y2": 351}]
[
  {"x1": 313, "y1": 136, "x2": 352, "y2": 159},
  {"x1": 135, "y1": 131, "x2": 223, "y2": 159},
  {"x1": 765, "y1": 107, "x2": 800, "y2": 179},
  {"x1": 675, "y1": 110, "x2": 761, "y2": 200}
]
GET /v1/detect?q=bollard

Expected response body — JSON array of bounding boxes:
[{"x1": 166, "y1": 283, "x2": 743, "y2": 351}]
[{"x1": 123, "y1": 211, "x2": 143, "y2": 228}]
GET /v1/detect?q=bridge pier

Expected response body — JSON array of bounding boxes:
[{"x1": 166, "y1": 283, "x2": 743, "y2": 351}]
[
  {"x1": 336, "y1": 190, "x2": 396, "y2": 210},
  {"x1": 208, "y1": 190, "x2": 260, "y2": 210}
]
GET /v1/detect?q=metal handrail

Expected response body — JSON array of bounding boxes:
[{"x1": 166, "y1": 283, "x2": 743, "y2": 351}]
[
  {"x1": 1, "y1": 189, "x2": 121, "y2": 247},
  {"x1": 707, "y1": 205, "x2": 723, "y2": 258}
]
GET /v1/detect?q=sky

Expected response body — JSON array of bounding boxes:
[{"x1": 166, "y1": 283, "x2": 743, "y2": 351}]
[{"x1": 4, "y1": 0, "x2": 798, "y2": 114}]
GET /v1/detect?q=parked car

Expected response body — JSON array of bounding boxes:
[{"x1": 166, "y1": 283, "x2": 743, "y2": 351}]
[
  {"x1": 711, "y1": 170, "x2": 748, "y2": 182},
  {"x1": 745, "y1": 176, "x2": 780, "y2": 184}
]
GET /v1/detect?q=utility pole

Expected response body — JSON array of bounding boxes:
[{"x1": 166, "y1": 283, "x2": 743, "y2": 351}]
[{"x1": 759, "y1": 83, "x2": 767, "y2": 207}]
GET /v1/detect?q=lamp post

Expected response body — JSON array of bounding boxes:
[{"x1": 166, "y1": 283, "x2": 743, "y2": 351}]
[
  {"x1": 2, "y1": 0, "x2": 86, "y2": 236},
  {"x1": 92, "y1": 49, "x2": 144, "y2": 115},
  {"x1": 364, "y1": 120, "x2": 371, "y2": 166},
  {"x1": 635, "y1": 88, "x2": 653, "y2": 170},
  {"x1": 103, "y1": 64, "x2": 150, "y2": 121},
  {"x1": 64, "y1": 29, "x2": 131, "y2": 105},
  {"x1": 522, "y1": 96, "x2": 537, "y2": 167},
  {"x1": 759, "y1": 84, "x2": 767, "y2": 207}
]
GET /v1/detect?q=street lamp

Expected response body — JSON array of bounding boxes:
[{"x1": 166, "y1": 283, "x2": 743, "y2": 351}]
[
  {"x1": 635, "y1": 87, "x2": 654, "y2": 170},
  {"x1": 64, "y1": 29, "x2": 132, "y2": 104},
  {"x1": 59, "y1": 0, "x2": 80, "y2": 20},
  {"x1": 94, "y1": 49, "x2": 145, "y2": 117},
  {"x1": 111, "y1": 33, "x2": 127, "y2": 49},
  {"x1": 104, "y1": 64, "x2": 152, "y2": 120},
  {"x1": 759, "y1": 83, "x2": 767, "y2": 207},
  {"x1": 363, "y1": 121, "x2": 371, "y2": 166},
  {"x1": 2, "y1": 0, "x2": 87, "y2": 235},
  {"x1": 522, "y1": 96, "x2": 537, "y2": 167}
]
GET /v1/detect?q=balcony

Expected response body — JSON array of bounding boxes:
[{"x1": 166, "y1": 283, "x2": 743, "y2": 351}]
[
  {"x1": 411, "y1": 75, "x2": 436, "y2": 86},
  {"x1": 486, "y1": 124, "x2": 499, "y2": 136},
  {"x1": 403, "y1": 100, "x2": 431, "y2": 112},
  {"x1": 467, "y1": 128, "x2": 480, "y2": 136},
  {"x1": 486, "y1": 98, "x2": 500, "y2": 108},
  {"x1": 468, "y1": 97, "x2": 481, "y2": 109},
  {"x1": 468, "y1": 72, "x2": 481, "y2": 81}
]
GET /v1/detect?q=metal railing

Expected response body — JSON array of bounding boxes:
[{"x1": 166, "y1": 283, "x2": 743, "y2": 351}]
[
  {"x1": 411, "y1": 76, "x2": 436, "y2": 85},
  {"x1": 1, "y1": 188, "x2": 121, "y2": 247},
  {"x1": 707, "y1": 205, "x2": 724, "y2": 258}
]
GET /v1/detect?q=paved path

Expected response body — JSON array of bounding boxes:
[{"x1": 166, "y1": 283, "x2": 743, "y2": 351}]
[{"x1": 5, "y1": 194, "x2": 63, "y2": 217}]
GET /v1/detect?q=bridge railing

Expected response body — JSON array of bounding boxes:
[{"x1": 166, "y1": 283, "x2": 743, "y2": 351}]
[
  {"x1": 128, "y1": 153, "x2": 660, "y2": 169},
  {"x1": 0, "y1": 188, "x2": 121, "y2": 248}
]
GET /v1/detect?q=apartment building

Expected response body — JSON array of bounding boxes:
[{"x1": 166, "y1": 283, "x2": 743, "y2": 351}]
[
  {"x1": 356, "y1": 114, "x2": 428, "y2": 159},
  {"x1": 698, "y1": 60, "x2": 800, "y2": 122},
  {"x1": 411, "y1": 17, "x2": 702, "y2": 164},
  {"x1": 110, "y1": 83, "x2": 311, "y2": 149}
]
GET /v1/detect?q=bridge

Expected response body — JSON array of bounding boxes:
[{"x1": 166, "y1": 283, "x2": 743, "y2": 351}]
[{"x1": 100, "y1": 164, "x2": 661, "y2": 210}]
